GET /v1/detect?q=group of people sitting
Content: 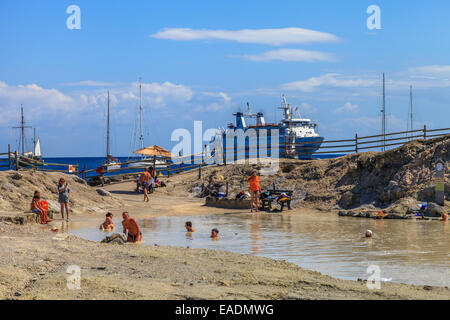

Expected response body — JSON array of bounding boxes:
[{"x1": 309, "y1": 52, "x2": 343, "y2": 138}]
[{"x1": 99, "y1": 214, "x2": 219, "y2": 243}]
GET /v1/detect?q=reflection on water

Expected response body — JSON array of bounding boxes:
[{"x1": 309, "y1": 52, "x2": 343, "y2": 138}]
[{"x1": 68, "y1": 211, "x2": 450, "y2": 287}]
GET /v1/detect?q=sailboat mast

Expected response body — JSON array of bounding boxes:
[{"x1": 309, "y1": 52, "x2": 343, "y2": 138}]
[
  {"x1": 409, "y1": 85, "x2": 413, "y2": 137},
  {"x1": 139, "y1": 77, "x2": 143, "y2": 150},
  {"x1": 21, "y1": 106, "x2": 25, "y2": 155},
  {"x1": 106, "y1": 91, "x2": 110, "y2": 158},
  {"x1": 381, "y1": 73, "x2": 386, "y2": 151},
  {"x1": 33, "y1": 128, "x2": 36, "y2": 154}
]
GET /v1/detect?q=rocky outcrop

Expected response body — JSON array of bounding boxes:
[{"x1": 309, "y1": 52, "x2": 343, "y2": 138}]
[
  {"x1": 101, "y1": 233, "x2": 127, "y2": 244},
  {"x1": 168, "y1": 136, "x2": 450, "y2": 212}
]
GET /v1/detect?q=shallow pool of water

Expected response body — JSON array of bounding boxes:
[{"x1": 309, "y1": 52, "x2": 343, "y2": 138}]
[{"x1": 67, "y1": 211, "x2": 449, "y2": 287}]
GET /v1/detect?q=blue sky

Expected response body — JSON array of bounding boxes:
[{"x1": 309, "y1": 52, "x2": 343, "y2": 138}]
[{"x1": 1, "y1": 0, "x2": 449, "y2": 157}]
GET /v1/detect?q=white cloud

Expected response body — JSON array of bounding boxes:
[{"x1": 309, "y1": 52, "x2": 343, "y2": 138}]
[
  {"x1": 282, "y1": 73, "x2": 378, "y2": 92},
  {"x1": 408, "y1": 65, "x2": 450, "y2": 77},
  {"x1": 240, "y1": 48, "x2": 334, "y2": 62},
  {"x1": 0, "y1": 80, "x2": 233, "y2": 126},
  {"x1": 299, "y1": 102, "x2": 317, "y2": 116},
  {"x1": 62, "y1": 80, "x2": 121, "y2": 87},
  {"x1": 335, "y1": 102, "x2": 358, "y2": 114},
  {"x1": 151, "y1": 27, "x2": 341, "y2": 46}
]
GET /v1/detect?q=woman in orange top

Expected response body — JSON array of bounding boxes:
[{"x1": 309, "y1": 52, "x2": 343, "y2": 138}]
[
  {"x1": 247, "y1": 171, "x2": 261, "y2": 213},
  {"x1": 30, "y1": 191, "x2": 50, "y2": 224}
]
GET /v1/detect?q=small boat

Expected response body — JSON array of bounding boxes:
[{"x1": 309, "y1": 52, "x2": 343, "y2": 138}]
[
  {"x1": 13, "y1": 107, "x2": 44, "y2": 167},
  {"x1": 101, "y1": 91, "x2": 121, "y2": 172}
]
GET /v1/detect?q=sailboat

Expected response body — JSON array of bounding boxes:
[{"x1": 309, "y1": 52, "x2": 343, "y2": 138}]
[
  {"x1": 13, "y1": 107, "x2": 44, "y2": 167},
  {"x1": 101, "y1": 91, "x2": 121, "y2": 171},
  {"x1": 128, "y1": 78, "x2": 167, "y2": 169}
]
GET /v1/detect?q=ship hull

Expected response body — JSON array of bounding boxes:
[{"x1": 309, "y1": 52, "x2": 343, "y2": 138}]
[{"x1": 211, "y1": 130, "x2": 324, "y2": 162}]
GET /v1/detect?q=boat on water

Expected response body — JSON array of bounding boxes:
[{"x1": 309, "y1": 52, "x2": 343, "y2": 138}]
[
  {"x1": 209, "y1": 95, "x2": 324, "y2": 160},
  {"x1": 128, "y1": 78, "x2": 168, "y2": 169},
  {"x1": 12, "y1": 107, "x2": 44, "y2": 167},
  {"x1": 101, "y1": 91, "x2": 121, "y2": 171}
]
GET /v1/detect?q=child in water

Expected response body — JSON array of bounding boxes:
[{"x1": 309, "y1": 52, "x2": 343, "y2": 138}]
[
  {"x1": 185, "y1": 221, "x2": 195, "y2": 232},
  {"x1": 100, "y1": 212, "x2": 115, "y2": 231}
]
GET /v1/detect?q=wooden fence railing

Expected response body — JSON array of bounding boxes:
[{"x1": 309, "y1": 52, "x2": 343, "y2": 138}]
[
  {"x1": 3, "y1": 126, "x2": 449, "y2": 184},
  {"x1": 0, "y1": 144, "x2": 12, "y2": 170}
]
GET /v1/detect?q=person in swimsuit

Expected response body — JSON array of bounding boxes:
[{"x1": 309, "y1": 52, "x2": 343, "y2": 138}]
[
  {"x1": 247, "y1": 171, "x2": 261, "y2": 213},
  {"x1": 139, "y1": 168, "x2": 151, "y2": 202},
  {"x1": 58, "y1": 178, "x2": 71, "y2": 222},
  {"x1": 100, "y1": 212, "x2": 115, "y2": 231},
  {"x1": 122, "y1": 212, "x2": 142, "y2": 243},
  {"x1": 185, "y1": 221, "x2": 195, "y2": 232},
  {"x1": 30, "y1": 191, "x2": 51, "y2": 224}
]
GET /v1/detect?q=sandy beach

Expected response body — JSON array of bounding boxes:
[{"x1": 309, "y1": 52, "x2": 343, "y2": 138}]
[{"x1": 0, "y1": 176, "x2": 449, "y2": 300}]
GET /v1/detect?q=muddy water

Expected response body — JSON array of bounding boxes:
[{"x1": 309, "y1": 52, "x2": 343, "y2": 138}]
[{"x1": 68, "y1": 211, "x2": 449, "y2": 287}]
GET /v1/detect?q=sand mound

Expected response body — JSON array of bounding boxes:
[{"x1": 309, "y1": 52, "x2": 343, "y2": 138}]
[
  {"x1": 0, "y1": 170, "x2": 123, "y2": 214},
  {"x1": 164, "y1": 136, "x2": 450, "y2": 211}
]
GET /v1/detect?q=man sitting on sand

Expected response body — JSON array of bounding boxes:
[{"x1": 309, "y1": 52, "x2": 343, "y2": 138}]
[
  {"x1": 211, "y1": 228, "x2": 219, "y2": 239},
  {"x1": 100, "y1": 212, "x2": 115, "y2": 231},
  {"x1": 185, "y1": 221, "x2": 195, "y2": 232},
  {"x1": 122, "y1": 212, "x2": 142, "y2": 243}
]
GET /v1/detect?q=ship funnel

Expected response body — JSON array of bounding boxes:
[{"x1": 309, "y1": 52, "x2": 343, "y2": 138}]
[{"x1": 256, "y1": 112, "x2": 265, "y2": 126}]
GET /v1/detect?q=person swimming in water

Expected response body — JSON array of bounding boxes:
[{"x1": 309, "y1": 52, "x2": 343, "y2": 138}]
[
  {"x1": 211, "y1": 228, "x2": 219, "y2": 239},
  {"x1": 185, "y1": 221, "x2": 195, "y2": 232},
  {"x1": 122, "y1": 212, "x2": 142, "y2": 243},
  {"x1": 100, "y1": 212, "x2": 115, "y2": 231}
]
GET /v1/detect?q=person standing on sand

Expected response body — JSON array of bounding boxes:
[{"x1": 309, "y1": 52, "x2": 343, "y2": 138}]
[
  {"x1": 139, "y1": 168, "x2": 151, "y2": 202},
  {"x1": 122, "y1": 212, "x2": 142, "y2": 243},
  {"x1": 247, "y1": 171, "x2": 261, "y2": 213},
  {"x1": 58, "y1": 178, "x2": 71, "y2": 222}
]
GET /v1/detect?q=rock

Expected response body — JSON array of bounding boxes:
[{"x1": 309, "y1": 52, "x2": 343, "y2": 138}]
[
  {"x1": 1, "y1": 182, "x2": 14, "y2": 191},
  {"x1": 389, "y1": 197, "x2": 420, "y2": 214},
  {"x1": 101, "y1": 233, "x2": 126, "y2": 244},
  {"x1": 11, "y1": 173, "x2": 22, "y2": 180},
  {"x1": 96, "y1": 188, "x2": 111, "y2": 197},
  {"x1": 424, "y1": 203, "x2": 444, "y2": 218},
  {"x1": 338, "y1": 210, "x2": 346, "y2": 217},
  {"x1": 339, "y1": 191, "x2": 355, "y2": 209},
  {"x1": 72, "y1": 176, "x2": 87, "y2": 185}
]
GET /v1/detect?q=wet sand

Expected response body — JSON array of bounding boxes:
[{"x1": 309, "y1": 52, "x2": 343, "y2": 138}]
[{"x1": 1, "y1": 180, "x2": 449, "y2": 300}]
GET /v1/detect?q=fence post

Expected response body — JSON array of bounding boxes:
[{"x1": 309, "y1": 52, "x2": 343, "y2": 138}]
[
  {"x1": 83, "y1": 163, "x2": 87, "y2": 179},
  {"x1": 15, "y1": 151, "x2": 18, "y2": 171},
  {"x1": 355, "y1": 133, "x2": 359, "y2": 153},
  {"x1": 8, "y1": 144, "x2": 11, "y2": 170},
  {"x1": 423, "y1": 125, "x2": 427, "y2": 139},
  {"x1": 198, "y1": 162, "x2": 202, "y2": 179}
]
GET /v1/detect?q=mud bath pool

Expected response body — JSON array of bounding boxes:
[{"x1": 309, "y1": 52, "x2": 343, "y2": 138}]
[{"x1": 67, "y1": 211, "x2": 449, "y2": 287}]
